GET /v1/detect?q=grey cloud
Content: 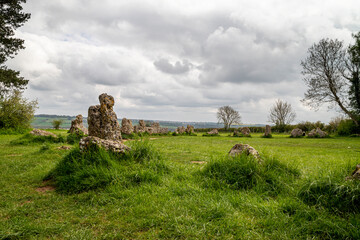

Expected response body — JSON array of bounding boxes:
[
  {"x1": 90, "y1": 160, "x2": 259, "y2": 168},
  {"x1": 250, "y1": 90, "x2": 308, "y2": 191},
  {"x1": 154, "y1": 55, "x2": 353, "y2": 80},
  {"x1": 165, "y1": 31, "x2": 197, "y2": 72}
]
[{"x1": 154, "y1": 58, "x2": 192, "y2": 74}]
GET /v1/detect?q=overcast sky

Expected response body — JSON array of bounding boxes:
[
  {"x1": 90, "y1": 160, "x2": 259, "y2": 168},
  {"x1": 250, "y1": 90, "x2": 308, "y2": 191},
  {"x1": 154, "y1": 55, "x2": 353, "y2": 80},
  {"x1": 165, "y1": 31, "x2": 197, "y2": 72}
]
[{"x1": 7, "y1": 0, "x2": 360, "y2": 123}]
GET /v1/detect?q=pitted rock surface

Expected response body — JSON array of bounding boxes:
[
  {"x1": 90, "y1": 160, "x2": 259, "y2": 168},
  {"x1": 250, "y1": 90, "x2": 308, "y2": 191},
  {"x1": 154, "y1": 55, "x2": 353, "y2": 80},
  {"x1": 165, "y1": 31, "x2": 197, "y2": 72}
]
[
  {"x1": 69, "y1": 114, "x2": 88, "y2": 135},
  {"x1": 79, "y1": 136, "x2": 130, "y2": 154},
  {"x1": 240, "y1": 127, "x2": 251, "y2": 136},
  {"x1": 229, "y1": 144, "x2": 261, "y2": 161},
  {"x1": 177, "y1": 126, "x2": 186, "y2": 134},
  {"x1": 87, "y1": 93, "x2": 122, "y2": 141},
  {"x1": 185, "y1": 125, "x2": 194, "y2": 134},
  {"x1": 30, "y1": 129, "x2": 57, "y2": 137},
  {"x1": 307, "y1": 128, "x2": 328, "y2": 138},
  {"x1": 291, "y1": 128, "x2": 304, "y2": 137},
  {"x1": 121, "y1": 118, "x2": 134, "y2": 135},
  {"x1": 134, "y1": 120, "x2": 146, "y2": 133},
  {"x1": 207, "y1": 129, "x2": 219, "y2": 135},
  {"x1": 264, "y1": 125, "x2": 271, "y2": 137}
]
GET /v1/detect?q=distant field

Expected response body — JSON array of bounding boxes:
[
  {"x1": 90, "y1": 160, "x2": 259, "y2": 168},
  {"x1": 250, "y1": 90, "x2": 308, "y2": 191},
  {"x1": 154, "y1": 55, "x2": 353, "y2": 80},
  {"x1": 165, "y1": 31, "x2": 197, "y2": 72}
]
[{"x1": 1, "y1": 132, "x2": 360, "y2": 239}]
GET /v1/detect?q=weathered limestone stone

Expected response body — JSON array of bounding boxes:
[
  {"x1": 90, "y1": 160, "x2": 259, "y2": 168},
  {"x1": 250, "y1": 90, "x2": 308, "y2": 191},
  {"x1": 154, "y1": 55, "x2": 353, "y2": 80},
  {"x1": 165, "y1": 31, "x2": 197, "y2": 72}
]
[
  {"x1": 177, "y1": 126, "x2": 186, "y2": 134},
  {"x1": 185, "y1": 125, "x2": 194, "y2": 134},
  {"x1": 69, "y1": 114, "x2": 88, "y2": 135},
  {"x1": 146, "y1": 127, "x2": 154, "y2": 135},
  {"x1": 291, "y1": 128, "x2": 304, "y2": 137},
  {"x1": 150, "y1": 122, "x2": 160, "y2": 134},
  {"x1": 264, "y1": 125, "x2": 271, "y2": 137},
  {"x1": 207, "y1": 129, "x2": 219, "y2": 135},
  {"x1": 307, "y1": 128, "x2": 328, "y2": 138},
  {"x1": 121, "y1": 118, "x2": 134, "y2": 135},
  {"x1": 88, "y1": 93, "x2": 122, "y2": 141},
  {"x1": 134, "y1": 120, "x2": 146, "y2": 133},
  {"x1": 240, "y1": 127, "x2": 251, "y2": 136},
  {"x1": 159, "y1": 128, "x2": 169, "y2": 134},
  {"x1": 79, "y1": 136, "x2": 130, "y2": 154},
  {"x1": 228, "y1": 144, "x2": 261, "y2": 161},
  {"x1": 30, "y1": 129, "x2": 57, "y2": 137}
]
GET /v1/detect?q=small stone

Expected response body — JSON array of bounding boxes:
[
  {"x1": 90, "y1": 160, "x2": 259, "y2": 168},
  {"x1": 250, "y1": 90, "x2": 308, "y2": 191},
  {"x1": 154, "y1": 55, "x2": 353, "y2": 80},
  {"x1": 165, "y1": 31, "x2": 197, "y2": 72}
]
[
  {"x1": 30, "y1": 129, "x2": 57, "y2": 137},
  {"x1": 185, "y1": 125, "x2": 194, "y2": 134},
  {"x1": 207, "y1": 129, "x2": 219, "y2": 135},
  {"x1": 79, "y1": 136, "x2": 130, "y2": 154},
  {"x1": 307, "y1": 128, "x2": 328, "y2": 138},
  {"x1": 121, "y1": 118, "x2": 134, "y2": 135},
  {"x1": 177, "y1": 126, "x2": 186, "y2": 134},
  {"x1": 346, "y1": 164, "x2": 360, "y2": 180},
  {"x1": 68, "y1": 114, "x2": 88, "y2": 135},
  {"x1": 240, "y1": 127, "x2": 251, "y2": 136},
  {"x1": 228, "y1": 143, "x2": 261, "y2": 161},
  {"x1": 290, "y1": 128, "x2": 304, "y2": 137}
]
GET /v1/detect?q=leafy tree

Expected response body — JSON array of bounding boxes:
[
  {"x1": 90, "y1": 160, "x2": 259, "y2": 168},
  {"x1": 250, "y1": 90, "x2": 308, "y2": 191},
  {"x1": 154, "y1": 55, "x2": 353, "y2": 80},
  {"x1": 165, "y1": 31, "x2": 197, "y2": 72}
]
[
  {"x1": 0, "y1": 0, "x2": 30, "y2": 96},
  {"x1": 216, "y1": 106, "x2": 241, "y2": 130},
  {"x1": 301, "y1": 36, "x2": 360, "y2": 126},
  {"x1": 346, "y1": 32, "x2": 360, "y2": 114},
  {"x1": 268, "y1": 99, "x2": 296, "y2": 131},
  {"x1": 0, "y1": 90, "x2": 37, "y2": 130},
  {"x1": 52, "y1": 119, "x2": 64, "y2": 130}
]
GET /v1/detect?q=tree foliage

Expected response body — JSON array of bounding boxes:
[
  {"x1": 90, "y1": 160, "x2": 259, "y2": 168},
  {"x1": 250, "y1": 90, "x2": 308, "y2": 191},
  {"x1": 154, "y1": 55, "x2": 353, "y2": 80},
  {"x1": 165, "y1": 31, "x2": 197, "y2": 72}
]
[
  {"x1": 268, "y1": 99, "x2": 296, "y2": 130},
  {"x1": 52, "y1": 119, "x2": 64, "y2": 130},
  {"x1": 216, "y1": 106, "x2": 241, "y2": 130},
  {"x1": 0, "y1": 0, "x2": 30, "y2": 96},
  {"x1": 0, "y1": 90, "x2": 37, "y2": 130},
  {"x1": 301, "y1": 34, "x2": 360, "y2": 126}
]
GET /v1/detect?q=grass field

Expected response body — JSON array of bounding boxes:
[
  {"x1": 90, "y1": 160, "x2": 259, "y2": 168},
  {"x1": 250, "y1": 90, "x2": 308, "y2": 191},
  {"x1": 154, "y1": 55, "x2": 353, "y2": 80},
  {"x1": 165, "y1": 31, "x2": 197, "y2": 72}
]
[{"x1": 1, "y1": 131, "x2": 360, "y2": 239}]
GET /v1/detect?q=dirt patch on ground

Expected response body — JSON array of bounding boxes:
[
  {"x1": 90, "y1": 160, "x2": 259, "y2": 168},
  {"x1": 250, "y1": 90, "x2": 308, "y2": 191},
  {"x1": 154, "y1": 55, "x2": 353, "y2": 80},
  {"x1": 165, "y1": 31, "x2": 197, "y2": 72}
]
[
  {"x1": 191, "y1": 161, "x2": 207, "y2": 164},
  {"x1": 6, "y1": 154, "x2": 23, "y2": 157},
  {"x1": 36, "y1": 180, "x2": 55, "y2": 193}
]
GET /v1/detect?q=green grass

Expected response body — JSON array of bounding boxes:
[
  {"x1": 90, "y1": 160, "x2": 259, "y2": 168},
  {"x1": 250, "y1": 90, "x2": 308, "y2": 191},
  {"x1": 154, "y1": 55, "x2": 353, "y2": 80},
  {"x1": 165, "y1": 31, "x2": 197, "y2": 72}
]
[{"x1": 1, "y1": 132, "x2": 360, "y2": 239}]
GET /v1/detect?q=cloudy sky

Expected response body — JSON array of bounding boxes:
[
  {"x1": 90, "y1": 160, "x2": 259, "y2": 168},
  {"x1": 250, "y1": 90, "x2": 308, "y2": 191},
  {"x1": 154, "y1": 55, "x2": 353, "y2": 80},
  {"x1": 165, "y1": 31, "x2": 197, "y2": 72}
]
[{"x1": 7, "y1": 0, "x2": 360, "y2": 123}]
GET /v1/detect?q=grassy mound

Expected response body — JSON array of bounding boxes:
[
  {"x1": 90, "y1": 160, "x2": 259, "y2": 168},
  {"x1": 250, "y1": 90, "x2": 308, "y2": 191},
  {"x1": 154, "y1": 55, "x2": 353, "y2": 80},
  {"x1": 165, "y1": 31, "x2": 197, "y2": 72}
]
[
  {"x1": 10, "y1": 133, "x2": 65, "y2": 145},
  {"x1": 46, "y1": 139, "x2": 169, "y2": 194},
  {"x1": 201, "y1": 154, "x2": 300, "y2": 196},
  {"x1": 298, "y1": 168, "x2": 360, "y2": 214}
]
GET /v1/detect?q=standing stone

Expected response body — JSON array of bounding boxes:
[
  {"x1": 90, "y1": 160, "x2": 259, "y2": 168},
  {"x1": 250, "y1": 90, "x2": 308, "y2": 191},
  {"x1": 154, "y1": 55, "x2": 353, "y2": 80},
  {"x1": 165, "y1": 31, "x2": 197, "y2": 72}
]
[
  {"x1": 69, "y1": 114, "x2": 88, "y2": 135},
  {"x1": 87, "y1": 93, "x2": 122, "y2": 141},
  {"x1": 185, "y1": 125, "x2": 194, "y2": 134},
  {"x1": 240, "y1": 127, "x2": 251, "y2": 136},
  {"x1": 263, "y1": 125, "x2": 271, "y2": 137},
  {"x1": 177, "y1": 126, "x2": 186, "y2": 134},
  {"x1": 290, "y1": 128, "x2": 304, "y2": 137},
  {"x1": 121, "y1": 118, "x2": 134, "y2": 135},
  {"x1": 134, "y1": 120, "x2": 146, "y2": 133},
  {"x1": 150, "y1": 122, "x2": 160, "y2": 134}
]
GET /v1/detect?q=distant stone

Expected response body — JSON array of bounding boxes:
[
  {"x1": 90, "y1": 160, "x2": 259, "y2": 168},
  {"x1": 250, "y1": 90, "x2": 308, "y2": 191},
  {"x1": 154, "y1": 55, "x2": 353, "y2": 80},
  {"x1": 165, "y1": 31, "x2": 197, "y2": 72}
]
[
  {"x1": 87, "y1": 93, "x2": 122, "y2": 141},
  {"x1": 57, "y1": 146, "x2": 71, "y2": 150},
  {"x1": 177, "y1": 126, "x2": 186, "y2": 134},
  {"x1": 228, "y1": 144, "x2": 261, "y2": 161},
  {"x1": 68, "y1": 114, "x2": 88, "y2": 135},
  {"x1": 121, "y1": 118, "x2": 134, "y2": 135},
  {"x1": 79, "y1": 136, "x2": 130, "y2": 154},
  {"x1": 150, "y1": 122, "x2": 160, "y2": 134},
  {"x1": 307, "y1": 128, "x2": 328, "y2": 138},
  {"x1": 264, "y1": 125, "x2": 271, "y2": 137},
  {"x1": 207, "y1": 129, "x2": 219, "y2": 135},
  {"x1": 185, "y1": 125, "x2": 194, "y2": 134},
  {"x1": 240, "y1": 127, "x2": 251, "y2": 136},
  {"x1": 290, "y1": 128, "x2": 304, "y2": 137},
  {"x1": 134, "y1": 120, "x2": 146, "y2": 133},
  {"x1": 30, "y1": 129, "x2": 57, "y2": 138}
]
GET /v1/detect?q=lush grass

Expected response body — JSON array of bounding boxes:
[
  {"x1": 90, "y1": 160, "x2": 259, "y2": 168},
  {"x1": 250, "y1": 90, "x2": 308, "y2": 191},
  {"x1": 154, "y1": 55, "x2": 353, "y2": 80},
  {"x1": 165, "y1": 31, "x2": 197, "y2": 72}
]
[{"x1": 1, "y1": 132, "x2": 360, "y2": 239}]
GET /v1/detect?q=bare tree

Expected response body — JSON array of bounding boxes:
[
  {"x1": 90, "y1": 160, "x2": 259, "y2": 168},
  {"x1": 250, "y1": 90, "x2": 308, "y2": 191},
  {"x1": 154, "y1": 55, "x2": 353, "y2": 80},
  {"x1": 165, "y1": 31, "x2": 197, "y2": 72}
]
[
  {"x1": 217, "y1": 106, "x2": 241, "y2": 130},
  {"x1": 268, "y1": 99, "x2": 296, "y2": 127},
  {"x1": 301, "y1": 38, "x2": 359, "y2": 126}
]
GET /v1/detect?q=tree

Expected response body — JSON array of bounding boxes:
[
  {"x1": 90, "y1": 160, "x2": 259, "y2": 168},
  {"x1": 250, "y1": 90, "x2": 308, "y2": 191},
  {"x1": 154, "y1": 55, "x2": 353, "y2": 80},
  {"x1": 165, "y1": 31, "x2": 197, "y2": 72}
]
[
  {"x1": 52, "y1": 119, "x2": 64, "y2": 130},
  {"x1": 0, "y1": 0, "x2": 30, "y2": 96},
  {"x1": 0, "y1": 90, "x2": 37, "y2": 129},
  {"x1": 268, "y1": 99, "x2": 296, "y2": 131},
  {"x1": 216, "y1": 106, "x2": 241, "y2": 130},
  {"x1": 301, "y1": 37, "x2": 359, "y2": 126},
  {"x1": 346, "y1": 32, "x2": 360, "y2": 114}
]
